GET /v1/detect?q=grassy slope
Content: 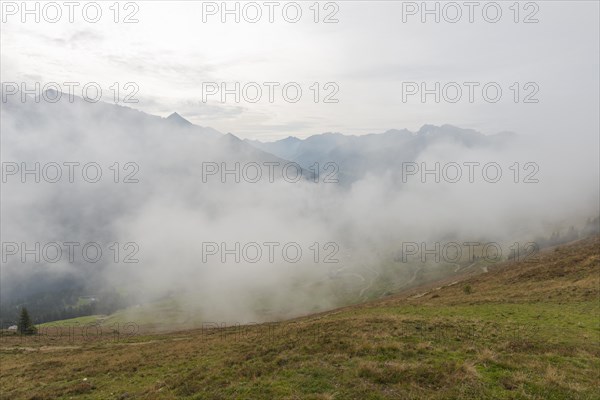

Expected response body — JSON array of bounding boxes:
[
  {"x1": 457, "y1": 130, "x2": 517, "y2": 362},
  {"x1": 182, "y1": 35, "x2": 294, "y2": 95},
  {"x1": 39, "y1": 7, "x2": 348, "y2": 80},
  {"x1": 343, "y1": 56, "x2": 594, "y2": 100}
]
[
  {"x1": 35, "y1": 297, "x2": 186, "y2": 332},
  {"x1": 0, "y1": 237, "x2": 598, "y2": 399}
]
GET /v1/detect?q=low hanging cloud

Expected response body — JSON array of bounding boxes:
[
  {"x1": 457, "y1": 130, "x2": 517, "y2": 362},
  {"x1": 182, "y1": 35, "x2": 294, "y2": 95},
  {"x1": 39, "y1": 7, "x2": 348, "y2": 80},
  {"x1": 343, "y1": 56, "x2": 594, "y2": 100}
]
[{"x1": 1, "y1": 93, "x2": 598, "y2": 325}]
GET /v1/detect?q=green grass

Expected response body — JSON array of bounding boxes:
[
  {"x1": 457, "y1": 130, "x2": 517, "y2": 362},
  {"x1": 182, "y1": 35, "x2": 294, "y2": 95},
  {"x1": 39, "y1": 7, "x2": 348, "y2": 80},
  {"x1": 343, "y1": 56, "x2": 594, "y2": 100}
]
[
  {"x1": 37, "y1": 314, "x2": 104, "y2": 327},
  {"x1": 1, "y1": 236, "x2": 598, "y2": 399},
  {"x1": 2, "y1": 300, "x2": 598, "y2": 399}
]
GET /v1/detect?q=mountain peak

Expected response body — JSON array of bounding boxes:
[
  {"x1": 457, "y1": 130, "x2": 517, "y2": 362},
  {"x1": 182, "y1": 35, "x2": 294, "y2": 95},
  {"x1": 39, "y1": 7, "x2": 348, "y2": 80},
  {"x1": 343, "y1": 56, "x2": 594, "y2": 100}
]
[
  {"x1": 223, "y1": 132, "x2": 241, "y2": 141},
  {"x1": 167, "y1": 112, "x2": 192, "y2": 126},
  {"x1": 417, "y1": 124, "x2": 438, "y2": 135}
]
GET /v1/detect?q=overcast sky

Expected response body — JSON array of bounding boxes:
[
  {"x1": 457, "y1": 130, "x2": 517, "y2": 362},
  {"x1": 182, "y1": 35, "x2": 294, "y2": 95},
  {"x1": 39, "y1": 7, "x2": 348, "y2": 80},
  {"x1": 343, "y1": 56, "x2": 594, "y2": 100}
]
[{"x1": 1, "y1": 1, "x2": 598, "y2": 142}]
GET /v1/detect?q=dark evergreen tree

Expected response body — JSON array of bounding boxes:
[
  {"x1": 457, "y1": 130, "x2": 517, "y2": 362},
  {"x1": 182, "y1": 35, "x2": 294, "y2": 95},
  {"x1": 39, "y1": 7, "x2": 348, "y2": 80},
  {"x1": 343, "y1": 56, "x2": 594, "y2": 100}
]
[{"x1": 17, "y1": 307, "x2": 36, "y2": 335}]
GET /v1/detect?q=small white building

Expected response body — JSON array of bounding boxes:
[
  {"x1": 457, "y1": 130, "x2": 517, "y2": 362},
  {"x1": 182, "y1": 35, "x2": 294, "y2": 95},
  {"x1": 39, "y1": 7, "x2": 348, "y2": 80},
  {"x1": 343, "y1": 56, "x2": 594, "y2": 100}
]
[{"x1": 7, "y1": 325, "x2": 17, "y2": 331}]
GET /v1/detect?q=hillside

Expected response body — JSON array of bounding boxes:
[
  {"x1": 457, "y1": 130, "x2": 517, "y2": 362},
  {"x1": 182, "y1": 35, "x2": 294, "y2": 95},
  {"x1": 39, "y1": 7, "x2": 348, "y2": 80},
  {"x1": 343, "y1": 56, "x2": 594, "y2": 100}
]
[{"x1": 1, "y1": 236, "x2": 598, "y2": 399}]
